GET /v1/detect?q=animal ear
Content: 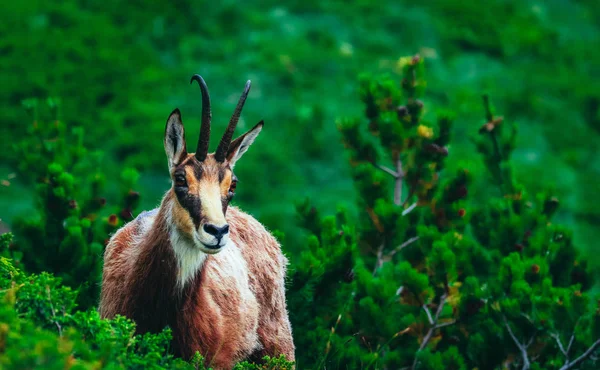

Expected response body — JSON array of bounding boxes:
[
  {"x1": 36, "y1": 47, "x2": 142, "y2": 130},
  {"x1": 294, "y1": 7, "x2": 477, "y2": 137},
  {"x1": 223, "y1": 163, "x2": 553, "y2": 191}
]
[
  {"x1": 164, "y1": 109, "x2": 187, "y2": 168},
  {"x1": 226, "y1": 121, "x2": 263, "y2": 168}
]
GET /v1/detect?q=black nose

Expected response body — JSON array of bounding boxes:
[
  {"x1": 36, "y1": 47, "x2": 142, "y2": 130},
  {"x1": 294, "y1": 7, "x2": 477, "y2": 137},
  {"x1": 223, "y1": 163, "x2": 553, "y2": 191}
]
[{"x1": 203, "y1": 223, "x2": 229, "y2": 239}]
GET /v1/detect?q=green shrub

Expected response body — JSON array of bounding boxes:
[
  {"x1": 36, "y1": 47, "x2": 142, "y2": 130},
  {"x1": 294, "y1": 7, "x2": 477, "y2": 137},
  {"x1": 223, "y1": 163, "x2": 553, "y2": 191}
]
[
  {"x1": 7, "y1": 99, "x2": 140, "y2": 309},
  {"x1": 0, "y1": 233, "x2": 293, "y2": 369},
  {"x1": 288, "y1": 56, "x2": 600, "y2": 369},
  {"x1": 0, "y1": 234, "x2": 192, "y2": 369},
  {"x1": 4, "y1": 1, "x2": 599, "y2": 252},
  {"x1": 2, "y1": 42, "x2": 598, "y2": 367}
]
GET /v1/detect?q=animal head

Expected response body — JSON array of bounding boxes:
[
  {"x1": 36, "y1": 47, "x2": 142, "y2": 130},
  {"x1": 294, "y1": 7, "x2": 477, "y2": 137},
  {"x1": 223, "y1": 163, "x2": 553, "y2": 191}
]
[{"x1": 164, "y1": 75, "x2": 263, "y2": 254}]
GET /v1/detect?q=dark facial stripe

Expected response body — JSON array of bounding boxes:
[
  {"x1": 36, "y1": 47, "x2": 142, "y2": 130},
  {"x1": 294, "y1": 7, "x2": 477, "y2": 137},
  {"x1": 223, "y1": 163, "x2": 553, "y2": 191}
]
[
  {"x1": 218, "y1": 167, "x2": 226, "y2": 183},
  {"x1": 174, "y1": 188, "x2": 202, "y2": 229},
  {"x1": 178, "y1": 155, "x2": 190, "y2": 165},
  {"x1": 177, "y1": 157, "x2": 203, "y2": 180},
  {"x1": 189, "y1": 161, "x2": 203, "y2": 180},
  {"x1": 222, "y1": 197, "x2": 229, "y2": 215}
]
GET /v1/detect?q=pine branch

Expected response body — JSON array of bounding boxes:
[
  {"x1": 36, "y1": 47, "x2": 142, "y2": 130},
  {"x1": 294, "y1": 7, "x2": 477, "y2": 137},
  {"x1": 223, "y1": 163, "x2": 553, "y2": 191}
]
[
  {"x1": 435, "y1": 320, "x2": 456, "y2": 329},
  {"x1": 552, "y1": 320, "x2": 581, "y2": 365},
  {"x1": 411, "y1": 293, "x2": 455, "y2": 369},
  {"x1": 402, "y1": 163, "x2": 423, "y2": 207},
  {"x1": 389, "y1": 236, "x2": 419, "y2": 257},
  {"x1": 422, "y1": 304, "x2": 434, "y2": 326},
  {"x1": 567, "y1": 332, "x2": 575, "y2": 355},
  {"x1": 559, "y1": 339, "x2": 600, "y2": 370},
  {"x1": 401, "y1": 202, "x2": 418, "y2": 216},
  {"x1": 394, "y1": 159, "x2": 404, "y2": 205},
  {"x1": 566, "y1": 321, "x2": 578, "y2": 356},
  {"x1": 552, "y1": 333, "x2": 568, "y2": 357},
  {"x1": 370, "y1": 158, "x2": 405, "y2": 205},
  {"x1": 373, "y1": 163, "x2": 399, "y2": 177},
  {"x1": 502, "y1": 315, "x2": 531, "y2": 370},
  {"x1": 526, "y1": 332, "x2": 537, "y2": 348},
  {"x1": 429, "y1": 294, "x2": 447, "y2": 330},
  {"x1": 372, "y1": 243, "x2": 385, "y2": 276},
  {"x1": 374, "y1": 236, "x2": 419, "y2": 275},
  {"x1": 45, "y1": 285, "x2": 63, "y2": 337},
  {"x1": 520, "y1": 312, "x2": 535, "y2": 326}
]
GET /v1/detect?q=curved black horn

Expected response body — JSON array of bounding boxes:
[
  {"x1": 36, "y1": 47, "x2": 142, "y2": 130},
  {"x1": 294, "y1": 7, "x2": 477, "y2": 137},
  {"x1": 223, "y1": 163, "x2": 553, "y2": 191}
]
[
  {"x1": 215, "y1": 80, "x2": 251, "y2": 162},
  {"x1": 190, "y1": 74, "x2": 212, "y2": 161}
]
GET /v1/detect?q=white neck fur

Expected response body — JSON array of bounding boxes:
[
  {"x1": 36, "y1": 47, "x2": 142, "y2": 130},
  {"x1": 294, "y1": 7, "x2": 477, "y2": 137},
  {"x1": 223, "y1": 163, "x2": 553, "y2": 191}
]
[{"x1": 166, "y1": 207, "x2": 207, "y2": 289}]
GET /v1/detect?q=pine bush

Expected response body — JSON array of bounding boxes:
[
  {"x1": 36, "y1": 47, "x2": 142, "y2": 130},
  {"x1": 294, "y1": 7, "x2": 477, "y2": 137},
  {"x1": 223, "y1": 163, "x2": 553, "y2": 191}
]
[
  {"x1": 1, "y1": 56, "x2": 598, "y2": 369},
  {"x1": 0, "y1": 234, "x2": 293, "y2": 369},
  {"x1": 8, "y1": 99, "x2": 140, "y2": 308},
  {"x1": 288, "y1": 55, "x2": 600, "y2": 369}
]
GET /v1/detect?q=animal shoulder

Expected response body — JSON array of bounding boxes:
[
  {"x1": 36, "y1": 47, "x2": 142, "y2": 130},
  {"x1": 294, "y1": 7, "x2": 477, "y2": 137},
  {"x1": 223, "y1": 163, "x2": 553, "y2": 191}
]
[
  {"x1": 227, "y1": 207, "x2": 280, "y2": 249},
  {"x1": 104, "y1": 209, "x2": 158, "y2": 260},
  {"x1": 227, "y1": 206, "x2": 287, "y2": 271}
]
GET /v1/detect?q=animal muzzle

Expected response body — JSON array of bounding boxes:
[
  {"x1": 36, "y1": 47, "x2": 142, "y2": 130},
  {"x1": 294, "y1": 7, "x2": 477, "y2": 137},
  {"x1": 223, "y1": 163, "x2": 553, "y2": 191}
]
[
  {"x1": 203, "y1": 223, "x2": 230, "y2": 245},
  {"x1": 196, "y1": 222, "x2": 230, "y2": 251}
]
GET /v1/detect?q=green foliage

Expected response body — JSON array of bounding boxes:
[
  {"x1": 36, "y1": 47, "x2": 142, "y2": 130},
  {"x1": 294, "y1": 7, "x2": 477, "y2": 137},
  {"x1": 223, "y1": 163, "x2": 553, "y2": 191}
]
[
  {"x1": 2, "y1": 1, "x2": 599, "y2": 254},
  {"x1": 287, "y1": 202, "x2": 358, "y2": 368},
  {"x1": 1, "y1": 1, "x2": 599, "y2": 366},
  {"x1": 289, "y1": 58, "x2": 600, "y2": 369},
  {"x1": 233, "y1": 355, "x2": 295, "y2": 370},
  {"x1": 0, "y1": 235, "x2": 293, "y2": 369},
  {"x1": 0, "y1": 243, "x2": 194, "y2": 369},
  {"x1": 3, "y1": 57, "x2": 598, "y2": 369},
  {"x1": 7, "y1": 100, "x2": 140, "y2": 308}
]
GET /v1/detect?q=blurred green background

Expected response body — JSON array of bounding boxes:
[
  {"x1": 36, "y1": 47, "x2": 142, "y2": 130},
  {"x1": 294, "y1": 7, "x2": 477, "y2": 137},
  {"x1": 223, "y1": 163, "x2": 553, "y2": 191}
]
[{"x1": 1, "y1": 0, "x2": 598, "y2": 261}]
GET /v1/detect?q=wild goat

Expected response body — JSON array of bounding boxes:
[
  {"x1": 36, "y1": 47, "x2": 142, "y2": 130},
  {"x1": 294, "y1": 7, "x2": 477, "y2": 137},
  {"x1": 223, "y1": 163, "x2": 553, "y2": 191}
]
[{"x1": 99, "y1": 75, "x2": 295, "y2": 368}]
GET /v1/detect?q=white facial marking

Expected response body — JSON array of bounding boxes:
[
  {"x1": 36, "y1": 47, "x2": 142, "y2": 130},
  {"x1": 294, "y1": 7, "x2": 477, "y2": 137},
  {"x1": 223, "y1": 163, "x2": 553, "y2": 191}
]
[
  {"x1": 167, "y1": 204, "x2": 207, "y2": 289},
  {"x1": 200, "y1": 182, "x2": 226, "y2": 225},
  {"x1": 196, "y1": 182, "x2": 230, "y2": 248}
]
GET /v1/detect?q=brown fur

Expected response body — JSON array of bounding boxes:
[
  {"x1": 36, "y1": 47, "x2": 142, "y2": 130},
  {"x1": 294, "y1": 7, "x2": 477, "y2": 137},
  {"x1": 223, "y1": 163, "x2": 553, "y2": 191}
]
[
  {"x1": 100, "y1": 182, "x2": 295, "y2": 368},
  {"x1": 101, "y1": 92, "x2": 293, "y2": 368}
]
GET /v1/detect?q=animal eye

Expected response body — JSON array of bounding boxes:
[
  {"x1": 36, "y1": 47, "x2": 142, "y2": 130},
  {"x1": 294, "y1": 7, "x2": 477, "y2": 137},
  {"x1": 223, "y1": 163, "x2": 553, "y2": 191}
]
[
  {"x1": 174, "y1": 174, "x2": 187, "y2": 187},
  {"x1": 228, "y1": 180, "x2": 237, "y2": 198}
]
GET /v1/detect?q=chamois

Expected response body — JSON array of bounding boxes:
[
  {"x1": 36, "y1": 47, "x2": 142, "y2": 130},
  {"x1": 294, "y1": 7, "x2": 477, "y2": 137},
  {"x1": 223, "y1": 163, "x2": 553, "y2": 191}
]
[{"x1": 99, "y1": 75, "x2": 295, "y2": 368}]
